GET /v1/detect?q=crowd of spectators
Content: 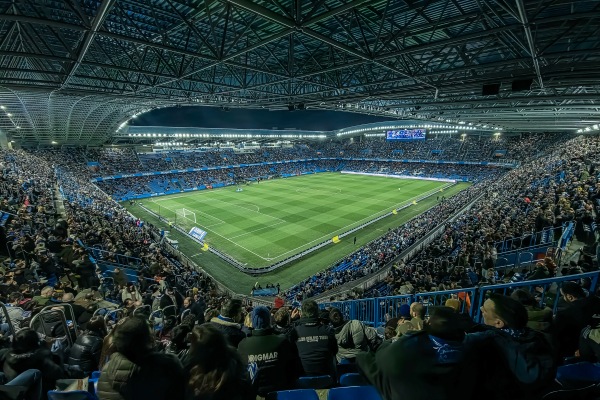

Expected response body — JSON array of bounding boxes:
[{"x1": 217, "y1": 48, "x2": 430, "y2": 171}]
[
  {"x1": 28, "y1": 133, "x2": 561, "y2": 184},
  {"x1": 0, "y1": 133, "x2": 598, "y2": 399},
  {"x1": 321, "y1": 134, "x2": 600, "y2": 304}
]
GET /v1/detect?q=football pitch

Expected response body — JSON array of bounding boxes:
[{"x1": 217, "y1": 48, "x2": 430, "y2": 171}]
[{"x1": 136, "y1": 173, "x2": 450, "y2": 269}]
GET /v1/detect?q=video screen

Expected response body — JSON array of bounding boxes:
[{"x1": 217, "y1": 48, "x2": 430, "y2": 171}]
[{"x1": 386, "y1": 129, "x2": 426, "y2": 141}]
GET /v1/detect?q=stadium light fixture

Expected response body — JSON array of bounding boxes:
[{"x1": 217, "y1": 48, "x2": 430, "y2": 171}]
[
  {"x1": 51, "y1": 140, "x2": 58, "y2": 144},
  {"x1": 593, "y1": 125, "x2": 599, "y2": 130},
  {"x1": 0, "y1": 106, "x2": 4, "y2": 109}
]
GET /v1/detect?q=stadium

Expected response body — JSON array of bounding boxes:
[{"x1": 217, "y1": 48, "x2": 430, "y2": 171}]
[{"x1": 0, "y1": 0, "x2": 599, "y2": 399}]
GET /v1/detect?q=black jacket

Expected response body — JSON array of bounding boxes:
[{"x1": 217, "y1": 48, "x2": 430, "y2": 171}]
[
  {"x1": 554, "y1": 295, "x2": 600, "y2": 357},
  {"x1": 67, "y1": 331, "x2": 104, "y2": 375},
  {"x1": 357, "y1": 331, "x2": 477, "y2": 400},
  {"x1": 579, "y1": 325, "x2": 600, "y2": 363},
  {"x1": 237, "y1": 328, "x2": 302, "y2": 396},
  {"x1": 208, "y1": 317, "x2": 247, "y2": 348},
  {"x1": 0, "y1": 347, "x2": 65, "y2": 396},
  {"x1": 465, "y1": 327, "x2": 557, "y2": 400},
  {"x1": 293, "y1": 317, "x2": 337, "y2": 377}
]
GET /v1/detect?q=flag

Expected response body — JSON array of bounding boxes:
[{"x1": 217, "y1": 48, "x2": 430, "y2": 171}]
[
  {"x1": 202, "y1": 243, "x2": 209, "y2": 251},
  {"x1": 332, "y1": 236, "x2": 341, "y2": 244}
]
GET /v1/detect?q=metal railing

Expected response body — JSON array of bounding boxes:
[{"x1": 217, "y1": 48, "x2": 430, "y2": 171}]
[{"x1": 319, "y1": 271, "x2": 600, "y2": 327}]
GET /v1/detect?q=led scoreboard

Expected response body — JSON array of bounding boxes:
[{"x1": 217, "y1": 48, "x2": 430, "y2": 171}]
[{"x1": 386, "y1": 129, "x2": 426, "y2": 141}]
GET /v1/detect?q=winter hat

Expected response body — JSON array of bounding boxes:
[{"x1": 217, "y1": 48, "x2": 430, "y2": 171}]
[
  {"x1": 399, "y1": 304, "x2": 411, "y2": 319},
  {"x1": 252, "y1": 306, "x2": 271, "y2": 330}
]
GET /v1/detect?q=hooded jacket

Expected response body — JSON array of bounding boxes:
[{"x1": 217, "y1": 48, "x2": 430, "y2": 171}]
[
  {"x1": 357, "y1": 331, "x2": 476, "y2": 400},
  {"x1": 209, "y1": 316, "x2": 246, "y2": 348},
  {"x1": 333, "y1": 320, "x2": 380, "y2": 362},
  {"x1": 0, "y1": 347, "x2": 65, "y2": 396}
]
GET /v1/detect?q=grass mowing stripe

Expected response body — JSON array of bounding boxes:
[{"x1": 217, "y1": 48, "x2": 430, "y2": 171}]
[
  {"x1": 144, "y1": 173, "x2": 447, "y2": 266},
  {"x1": 125, "y1": 181, "x2": 469, "y2": 293}
]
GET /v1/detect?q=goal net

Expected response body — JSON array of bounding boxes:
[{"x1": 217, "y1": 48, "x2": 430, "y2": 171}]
[{"x1": 176, "y1": 208, "x2": 197, "y2": 224}]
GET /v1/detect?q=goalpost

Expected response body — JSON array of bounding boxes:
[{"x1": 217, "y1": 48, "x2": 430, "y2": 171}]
[{"x1": 176, "y1": 208, "x2": 197, "y2": 224}]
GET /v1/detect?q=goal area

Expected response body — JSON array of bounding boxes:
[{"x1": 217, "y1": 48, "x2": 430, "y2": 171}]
[{"x1": 176, "y1": 208, "x2": 197, "y2": 224}]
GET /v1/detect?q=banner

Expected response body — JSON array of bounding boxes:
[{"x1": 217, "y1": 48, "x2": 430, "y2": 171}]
[{"x1": 189, "y1": 227, "x2": 207, "y2": 241}]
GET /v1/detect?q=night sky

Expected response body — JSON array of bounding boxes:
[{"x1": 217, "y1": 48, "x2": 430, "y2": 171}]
[{"x1": 131, "y1": 106, "x2": 398, "y2": 130}]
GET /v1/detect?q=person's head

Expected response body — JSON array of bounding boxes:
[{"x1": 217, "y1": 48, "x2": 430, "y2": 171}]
[
  {"x1": 384, "y1": 318, "x2": 399, "y2": 340},
  {"x1": 510, "y1": 289, "x2": 537, "y2": 307},
  {"x1": 410, "y1": 302, "x2": 425, "y2": 319},
  {"x1": 86, "y1": 316, "x2": 108, "y2": 337},
  {"x1": 329, "y1": 308, "x2": 344, "y2": 327},
  {"x1": 301, "y1": 300, "x2": 319, "y2": 319},
  {"x1": 183, "y1": 297, "x2": 192, "y2": 308},
  {"x1": 12, "y1": 328, "x2": 41, "y2": 354},
  {"x1": 444, "y1": 298, "x2": 461, "y2": 312},
  {"x1": 480, "y1": 293, "x2": 528, "y2": 330},
  {"x1": 170, "y1": 324, "x2": 192, "y2": 352},
  {"x1": 252, "y1": 306, "x2": 271, "y2": 330},
  {"x1": 62, "y1": 292, "x2": 74, "y2": 303},
  {"x1": 220, "y1": 299, "x2": 243, "y2": 322},
  {"x1": 424, "y1": 306, "x2": 465, "y2": 342},
  {"x1": 8, "y1": 292, "x2": 22, "y2": 305},
  {"x1": 187, "y1": 324, "x2": 236, "y2": 398},
  {"x1": 274, "y1": 307, "x2": 290, "y2": 328},
  {"x1": 561, "y1": 282, "x2": 586, "y2": 303},
  {"x1": 40, "y1": 286, "x2": 54, "y2": 298},
  {"x1": 113, "y1": 316, "x2": 154, "y2": 361}
]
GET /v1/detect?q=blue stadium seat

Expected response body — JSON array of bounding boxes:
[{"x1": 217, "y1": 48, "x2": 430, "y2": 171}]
[
  {"x1": 295, "y1": 375, "x2": 335, "y2": 389},
  {"x1": 266, "y1": 389, "x2": 319, "y2": 400},
  {"x1": 542, "y1": 383, "x2": 600, "y2": 400},
  {"x1": 327, "y1": 386, "x2": 383, "y2": 400},
  {"x1": 339, "y1": 373, "x2": 368, "y2": 387},
  {"x1": 47, "y1": 390, "x2": 98, "y2": 400}
]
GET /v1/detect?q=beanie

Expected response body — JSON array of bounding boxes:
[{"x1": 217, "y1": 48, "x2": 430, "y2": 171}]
[
  {"x1": 399, "y1": 304, "x2": 411, "y2": 319},
  {"x1": 252, "y1": 306, "x2": 271, "y2": 330}
]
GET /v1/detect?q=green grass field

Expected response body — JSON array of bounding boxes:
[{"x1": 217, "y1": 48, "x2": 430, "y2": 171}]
[
  {"x1": 124, "y1": 174, "x2": 469, "y2": 293},
  {"x1": 139, "y1": 173, "x2": 447, "y2": 268}
]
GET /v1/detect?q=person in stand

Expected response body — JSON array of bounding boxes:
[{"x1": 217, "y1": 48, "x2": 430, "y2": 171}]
[
  {"x1": 67, "y1": 316, "x2": 107, "y2": 377},
  {"x1": 357, "y1": 307, "x2": 477, "y2": 400},
  {"x1": 97, "y1": 316, "x2": 185, "y2": 400},
  {"x1": 292, "y1": 300, "x2": 337, "y2": 379},
  {"x1": 182, "y1": 324, "x2": 253, "y2": 400},
  {"x1": 466, "y1": 294, "x2": 556, "y2": 400},
  {"x1": 208, "y1": 299, "x2": 246, "y2": 347},
  {"x1": 237, "y1": 306, "x2": 302, "y2": 396},
  {"x1": 0, "y1": 328, "x2": 65, "y2": 398}
]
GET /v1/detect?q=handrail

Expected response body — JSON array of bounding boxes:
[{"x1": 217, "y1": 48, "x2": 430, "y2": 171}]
[{"x1": 318, "y1": 271, "x2": 600, "y2": 327}]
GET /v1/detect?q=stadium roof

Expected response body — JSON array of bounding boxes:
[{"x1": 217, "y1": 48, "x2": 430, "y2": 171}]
[{"x1": 0, "y1": 0, "x2": 599, "y2": 144}]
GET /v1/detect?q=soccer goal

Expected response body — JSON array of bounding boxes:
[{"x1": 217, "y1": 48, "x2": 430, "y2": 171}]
[{"x1": 176, "y1": 208, "x2": 197, "y2": 224}]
